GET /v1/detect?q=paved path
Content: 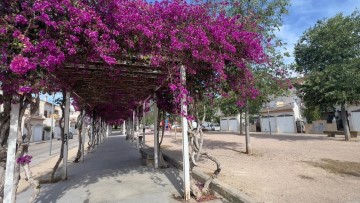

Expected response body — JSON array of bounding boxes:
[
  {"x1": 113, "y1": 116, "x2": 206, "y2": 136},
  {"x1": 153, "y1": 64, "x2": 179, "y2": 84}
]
[{"x1": 17, "y1": 133, "x2": 185, "y2": 203}]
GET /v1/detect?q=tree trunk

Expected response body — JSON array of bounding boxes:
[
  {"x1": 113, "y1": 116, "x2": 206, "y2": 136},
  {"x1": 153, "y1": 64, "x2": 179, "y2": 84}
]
[
  {"x1": 51, "y1": 91, "x2": 66, "y2": 182},
  {"x1": 0, "y1": 91, "x2": 12, "y2": 201},
  {"x1": 201, "y1": 152, "x2": 221, "y2": 193},
  {"x1": 74, "y1": 110, "x2": 85, "y2": 163},
  {"x1": 245, "y1": 104, "x2": 251, "y2": 154},
  {"x1": 239, "y1": 109, "x2": 243, "y2": 135},
  {"x1": 12, "y1": 95, "x2": 31, "y2": 202},
  {"x1": 159, "y1": 110, "x2": 165, "y2": 145},
  {"x1": 341, "y1": 104, "x2": 351, "y2": 141},
  {"x1": 22, "y1": 155, "x2": 40, "y2": 203}
]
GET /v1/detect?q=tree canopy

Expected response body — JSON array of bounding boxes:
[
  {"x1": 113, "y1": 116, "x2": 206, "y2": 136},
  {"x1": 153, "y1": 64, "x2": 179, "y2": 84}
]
[
  {"x1": 215, "y1": 0, "x2": 291, "y2": 117},
  {"x1": 0, "y1": 0, "x2": 274, "y2": 124},
  {"x1": 294, "y1": 10, "x2": 360, "y2": 109}
]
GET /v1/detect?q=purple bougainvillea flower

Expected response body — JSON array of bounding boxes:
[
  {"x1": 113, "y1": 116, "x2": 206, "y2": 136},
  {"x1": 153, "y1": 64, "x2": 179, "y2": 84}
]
[
  {"x1": 10, "y1": 55, "x2": 36, "y2": 75},
  {"x1": 19, "y1": 86, "x2": 32, "y2": 93},
  {"x1": 169, "y1": 83, "x2": 177, "y2": 91},
  {"x1": 16, "y1": 155, "x2": 32, "y2": 165}
]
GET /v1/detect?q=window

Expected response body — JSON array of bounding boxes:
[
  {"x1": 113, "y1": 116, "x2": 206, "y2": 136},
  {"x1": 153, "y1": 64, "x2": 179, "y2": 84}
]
[{"x1": 44, "y1": 110, "x2": 48, "y2": 118}]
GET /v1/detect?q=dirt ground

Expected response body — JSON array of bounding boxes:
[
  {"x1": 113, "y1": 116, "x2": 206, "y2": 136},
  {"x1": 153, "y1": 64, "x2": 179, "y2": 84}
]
[{"x1": 145, "y1": 131, "x2": 360, "y2": 203}]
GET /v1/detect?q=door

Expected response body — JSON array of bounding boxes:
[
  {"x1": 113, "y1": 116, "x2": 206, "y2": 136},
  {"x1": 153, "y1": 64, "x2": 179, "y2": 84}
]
[
  {"x1": 220, "y1": 119, "x2": 228, "y2": 131},
  {"x1": 33, "y1": 125, "x2": 43, "y2": 142},
  {"x1": 277, "y1": 114, "x2": 295, "y2": 133},
  {"x1": 261, "y1": 116, "x2": 276, "y2": 132},
  {"x1": 228, "y1": 118, "x2": 238, "y2": 132},
  {"x1": 351, "y1": 111, "x2": 360, "y2": 131}
]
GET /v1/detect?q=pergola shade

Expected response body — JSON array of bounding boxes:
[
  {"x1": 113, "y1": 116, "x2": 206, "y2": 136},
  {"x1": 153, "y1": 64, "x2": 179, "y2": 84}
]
[{"x1": 53, "y1": 62, "x2": 166, "y2": 120}]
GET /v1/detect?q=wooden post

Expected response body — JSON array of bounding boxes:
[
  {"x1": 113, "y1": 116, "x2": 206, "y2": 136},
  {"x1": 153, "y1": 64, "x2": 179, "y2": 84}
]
[
  {"x1": 81, "y1": 110, "x2": 86, "y2": 162},
  {"x1": 82, "y1": 118, "x2": 86, "y2": 162},
  {"x1": 122, "y1": 120, "x2": 126, "y2": 135},
  {"x1": 153, "y1": 95, "x2": 159, "y2": 169},
  {"x1": 175, "y1": 121, "x2": 177, "y2": 140},
  {"x1": 49, "y1": 94, "x2": 55, "y2": 156},
  {"x1": 98, "y1": 118, "x2": 101, "y2": 144},
  {"x1": 132, "y1": 111, "x2": 135, "y2": 142},
  {"x1": 91, "y1": 115, "x2": 94, "y2": 146},
  {"x1": 136, "y1": 107, "x2": 139, "y2": 148},
  {"x1": 63, "y1": 91, "x2": 70, "y2": 180},
  {"x1": 106, "y1": 124, "x2": 109, "y2": 137},
  {"x1": 180, "y1": 65, "x2": 191, "y2": 200},
  {"x1": 142, "y1": 102, "x2": 146, "y2": 144},
  {"x1": 4, "y1": 102, "x2": 20, "y2": 203}
]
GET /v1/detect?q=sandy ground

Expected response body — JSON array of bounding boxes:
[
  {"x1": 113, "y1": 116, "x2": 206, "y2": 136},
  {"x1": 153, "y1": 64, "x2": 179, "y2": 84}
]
[
  {"x1": 17, "y1": 147, "x2": 78, "y2": 193},
  {"x1": 145, "y1": 131, "x2": 360, "y2": 203}
]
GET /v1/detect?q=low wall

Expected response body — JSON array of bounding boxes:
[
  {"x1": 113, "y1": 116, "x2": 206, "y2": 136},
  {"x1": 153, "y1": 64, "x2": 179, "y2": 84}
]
[{"x1": 304, "y1": 120, "x2": 337, "y2": 134}]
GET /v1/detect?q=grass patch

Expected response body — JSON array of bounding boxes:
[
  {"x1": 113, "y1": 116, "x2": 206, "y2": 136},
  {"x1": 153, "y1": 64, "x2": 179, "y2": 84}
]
[{"x1": 304, "y1": 158, "x2": 360, "y2": 177}]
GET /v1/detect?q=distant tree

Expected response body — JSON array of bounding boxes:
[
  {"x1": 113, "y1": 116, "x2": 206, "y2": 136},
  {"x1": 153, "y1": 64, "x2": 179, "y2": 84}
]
[
  {"x1": 214, "y1": 0, "x2": 291, "y2": 154},
  {"x1": 294, "y1": 11, "x2": 360, "y2": 141},
  {"x1": 302, "y1": 106, "x2": 322, "y2": 124}
]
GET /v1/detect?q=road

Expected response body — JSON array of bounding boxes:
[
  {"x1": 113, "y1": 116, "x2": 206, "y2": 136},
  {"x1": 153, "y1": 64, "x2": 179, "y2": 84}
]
[{"x1": 28, "y1": 137, "x2": 79, "y2": 167}]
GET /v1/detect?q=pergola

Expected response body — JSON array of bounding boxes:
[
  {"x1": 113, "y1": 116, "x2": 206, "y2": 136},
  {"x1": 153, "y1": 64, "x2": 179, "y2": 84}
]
[
  {"x1": 54, "y1": 62, "x2": 165, "y2": 119},
  {"x1": 4, "y1": 62, "x2": 192, "y2": 201}
]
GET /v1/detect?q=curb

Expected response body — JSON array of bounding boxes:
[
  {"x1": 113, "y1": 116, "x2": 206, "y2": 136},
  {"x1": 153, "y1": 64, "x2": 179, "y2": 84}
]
[{"x1": 142, "y1": 147, "x2": 256, "y2": 203}]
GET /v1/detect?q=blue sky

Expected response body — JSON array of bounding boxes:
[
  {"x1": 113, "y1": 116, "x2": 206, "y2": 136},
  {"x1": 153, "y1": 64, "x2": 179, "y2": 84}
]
[{"x1": 277, "y1": 0, "x2": 360, "y2": 64}]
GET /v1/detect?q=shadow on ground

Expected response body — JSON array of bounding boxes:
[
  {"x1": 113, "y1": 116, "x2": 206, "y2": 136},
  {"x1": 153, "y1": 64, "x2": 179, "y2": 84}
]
[{"x1": 21, "y1": 135, "x2": 184, "y2": 203}]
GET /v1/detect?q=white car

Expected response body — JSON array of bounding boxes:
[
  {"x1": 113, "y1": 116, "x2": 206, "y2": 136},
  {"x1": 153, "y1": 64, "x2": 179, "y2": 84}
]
[{"x1": 213, "y1": 124, "x2": 220, "y2": 131}]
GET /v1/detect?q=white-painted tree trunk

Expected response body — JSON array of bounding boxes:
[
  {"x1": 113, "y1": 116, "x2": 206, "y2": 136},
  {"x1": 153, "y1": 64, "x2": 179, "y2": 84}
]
[
  {"x1": 180, "y1": 65, "x2": 191, "y2": 201},
  {"x1": 4, "y1": 102, "x2": 20, "y2": 203}
]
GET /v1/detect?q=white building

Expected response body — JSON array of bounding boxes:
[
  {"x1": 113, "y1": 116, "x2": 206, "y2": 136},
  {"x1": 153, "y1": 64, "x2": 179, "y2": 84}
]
[
  {"x1": 334, "y1": 104, "x2": 360, "y2": 132},
  {"x1": 22, "y1": 98, "x2": 79, "y2": 142},
  {"x1": 220, "y1": 115, "x2": 243, "y2": 132},
  {"x1": 259, "y1": 90, "x2": 303, "y2": 133}
]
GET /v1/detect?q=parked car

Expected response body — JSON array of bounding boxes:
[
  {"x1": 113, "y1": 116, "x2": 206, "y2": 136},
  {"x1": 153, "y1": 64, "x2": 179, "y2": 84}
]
[
  {"x1": 212, "y1": 124, "x2": 220, "y2": 131},
  {"x1": 201, "y1": 124, "x2": 213, "y2": 131}
]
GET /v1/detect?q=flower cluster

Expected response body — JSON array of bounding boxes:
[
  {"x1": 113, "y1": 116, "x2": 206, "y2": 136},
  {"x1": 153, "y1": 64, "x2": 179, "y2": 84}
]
[
  {"x1": 1, "y1": 0, "x2": 275, "y2": 122},
  {"x1": 16, "y1": 155, "x2": 32, "y2": 165}
]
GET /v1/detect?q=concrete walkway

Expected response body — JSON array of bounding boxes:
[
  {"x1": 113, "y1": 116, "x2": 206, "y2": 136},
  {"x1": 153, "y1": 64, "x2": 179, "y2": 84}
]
[{"x1": 17, "y1": 133, "x2": 185, "y2": 203}]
